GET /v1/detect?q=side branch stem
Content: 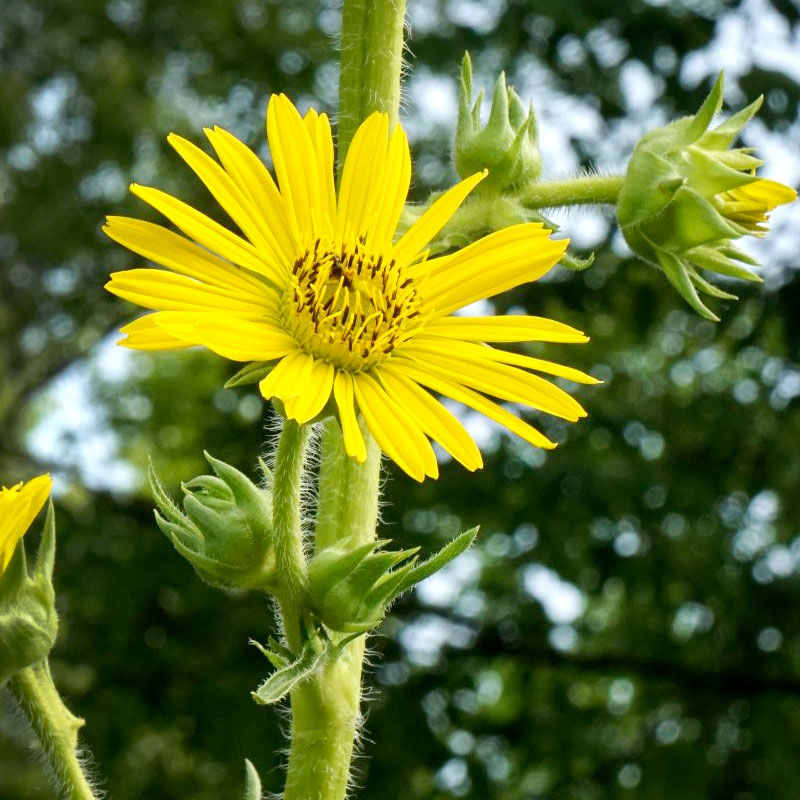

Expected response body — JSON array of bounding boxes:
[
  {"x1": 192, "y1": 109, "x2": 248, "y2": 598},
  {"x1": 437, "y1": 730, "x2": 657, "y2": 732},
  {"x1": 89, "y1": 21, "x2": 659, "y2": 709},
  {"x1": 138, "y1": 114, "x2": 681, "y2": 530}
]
[
  {"x1": 282, "y1": 420, "x2": 381, "y2": 800},
  {"x1": 8, "y1": 661, "x2": 98, "y2": 800},
  {"x1": 271, "y1": 419, "x2": 312, "y2": 651},
  {"x1": 519, "y1": 174, "x2": 625, "y2": 208}
]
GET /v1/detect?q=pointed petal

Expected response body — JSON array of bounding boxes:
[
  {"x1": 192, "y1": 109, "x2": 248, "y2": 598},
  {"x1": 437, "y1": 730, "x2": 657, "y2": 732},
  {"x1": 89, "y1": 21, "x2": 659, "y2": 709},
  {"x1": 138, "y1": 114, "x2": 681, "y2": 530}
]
[
  {"x1": 259, "y1": 350, "x2": 314, "y2": 401},
  {"x1": 398, "y1": 344, "x2": 587, "y2": 421},
  {"x1": 422, "y1": 315, "x2": 588, "y2": 344},
  {"x1": 103, "y1": 217, "x2": 278, "y2": 297},
  {"x1": 333, "y1": 371, "x2": 367, "y2": 462},
  {"x1": 391, "y1": 359, "x2": 556, "y2": 450},
  {"x1": 419, "y1": 224, "x2": 568, "y2": 317},
  {"x1": 204, "y1": 126, "x2": 298, "y2": 263},
  {"x1": 117, "y1": 314, "x2": 194, "y2": 351},
  {"x1": 267, "y1": 94, "x2": 323, "y2": 242},
  {"x1": 302, "y1": 109, "x2": 337, "y2": 233},
  {"x1": 378, "y1": 365, "x2": 482, "y2": 471},
  {"x1": 353, "y1": 373, "x2": 438, "y2": 481},
  {"x1": 130, "y1": 184, "x2": 285, "y2": 285},
  {"x1": 283, "y1": 358, "x2": 335, "y2": 423},
  {"x1": 413, "y1": 336, "x2": 599, "y2": 384},
  {"x1": 336, "y1": 113, "x2": 390, "y2": 242},
  {"x1": 392, "y1": 170, "x2": 487, "y2": 266},
  {"x1": 153, "y1": 312, "x2": 298, "y2": 361}
]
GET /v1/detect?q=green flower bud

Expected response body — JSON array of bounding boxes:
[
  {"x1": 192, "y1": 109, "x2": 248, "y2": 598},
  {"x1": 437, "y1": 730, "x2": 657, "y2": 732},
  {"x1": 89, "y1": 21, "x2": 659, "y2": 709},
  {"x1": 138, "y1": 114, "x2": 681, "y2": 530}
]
[
  {"x1": 618, "y1": 73, "x2": 796, "y2": 320},
  {"x1": 454, "y1": 52, "x2": 541, "y2": 191},
  {"x1": 308, "y1": 528, "x2": 478, "y2": 633},
  {"x1": 150, "y1": 454, "x2": 276, "y2": 591},
  {"x1": 0, "y1": 482, "x2": 58, "y2": 685}
]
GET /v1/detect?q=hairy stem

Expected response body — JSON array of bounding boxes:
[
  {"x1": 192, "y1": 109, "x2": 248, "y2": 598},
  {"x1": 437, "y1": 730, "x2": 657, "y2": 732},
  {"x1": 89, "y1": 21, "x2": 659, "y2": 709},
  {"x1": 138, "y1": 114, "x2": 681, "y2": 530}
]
[
  {"x1": 283, "y1": 420, "x2": 381, "y2": 800},
  {"x1": 271, "y1": 419, "x2": 312, "y2": 651},
  {"x1": 519, "y1": 174, "x2": 625, "y2": 208},
  {"x1": 8, "y1": 661, "x2": 98, "y2": 800},
  {"x1": 337, "y1": 0, "x2": 406, "y2": 164}
]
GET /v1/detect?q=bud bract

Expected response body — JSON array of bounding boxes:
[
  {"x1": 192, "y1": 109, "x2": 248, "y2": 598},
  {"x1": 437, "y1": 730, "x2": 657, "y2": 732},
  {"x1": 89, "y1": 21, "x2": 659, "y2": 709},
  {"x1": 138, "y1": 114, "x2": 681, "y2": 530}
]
[
  {"x1": 455, "y1": 52, "x2": 541, "y2": 191},
  {"x1": 308, "y1": 528, "x2": 478, "y2": 633},
  {"x1": 0, "y1": 490, "x2": 58, "y2": 685},
  {"x1": 150, "y1": 454, "x2": 276, "y2": 591},
  {"x1": 617, "y1": 73, "x2": 796, "y2": 320}
]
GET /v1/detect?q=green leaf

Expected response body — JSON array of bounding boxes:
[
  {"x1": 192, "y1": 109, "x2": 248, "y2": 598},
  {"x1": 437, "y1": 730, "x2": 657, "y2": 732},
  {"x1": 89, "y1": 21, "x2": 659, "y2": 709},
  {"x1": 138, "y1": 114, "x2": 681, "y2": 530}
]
[
  {"x1": 224, "y1": 362, "x2": 272, "y2": 389},
  {"x1": 251, "y1": 639, "x2": 326, "y2": 705},
  {"x1": 242, "y1": 759, "x2": 262, "y2": 800}
]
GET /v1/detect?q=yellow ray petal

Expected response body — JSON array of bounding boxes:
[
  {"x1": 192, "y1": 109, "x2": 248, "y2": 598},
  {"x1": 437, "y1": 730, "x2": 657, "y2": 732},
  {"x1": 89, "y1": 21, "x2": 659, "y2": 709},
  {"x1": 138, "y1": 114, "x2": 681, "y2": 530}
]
[
  {"x1": 0, "y1": 475, "x2": 52, "y2": 571},
  {"x1": 103, "y1": 217, "x2": 277, "y2": 297},
  {"x1": 283, "y1": 358, "x2": 335, "y2": 424},
  {"x1": 168, "y1": 133, "x2": 289, "y2": 268},
  {"x1": 421, "y1": 315, "x2": 588, "y2": 344},
  {"x1": 333, "y1": 371, "x2": 367, "y2": 462},
  {"x1": 365, "y1": 125, "x2": 412, "y2": 253},
  {"x1": 420, "y1": 225, "x2": 569, "y2": 317},
  {"x1": 397, "y1": 345, "x2": 587, "y2": 422},
  {"x1": 259, "y1": 349, "x2": 314, "y2": 401},
  {"x1": 204, "y1": 126, "x2": 298, "y2": 263},
  {"x1": 391, "y1": 170, "x2": 487, "y2": 266},
  {"x1": 413, "y1": 336, "x2": 599, "y2": 385},
  {"x1": 303, "y1": 109, "x2": 337, "y2": 232},
  {"x1": 336, "y1": 113, "x2": 390, "y2": 242},
  {"x1": 118, "y1": 314, "x2": 194, "y2": 351},
  {"x1": 130, "y1": 184, "x2": 285, "y2": 285},
  {"x1": 267, "y1": 94, "x2": 322, "y2": 241},
  {"x1": 391, "y1": 360, "x2": 556, "y2": 450},
  {"x1": 152, "y1": 312, "x2": 297, "y2": 362},
  {"x1": 378, "y1": 365, "x2": 482, "y2": 471},
  {"x1": 106, "y1": 268, "x2": 270, "y2": 313},
  {"x1": 353, "y1": 373, "x2": 438, "y2": 482}
]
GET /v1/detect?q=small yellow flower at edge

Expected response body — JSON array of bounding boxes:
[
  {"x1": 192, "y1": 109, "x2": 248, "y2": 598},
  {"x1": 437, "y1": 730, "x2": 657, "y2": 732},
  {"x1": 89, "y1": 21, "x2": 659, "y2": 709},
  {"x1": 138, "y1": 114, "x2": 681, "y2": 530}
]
[
  {"x1": 105, "y1": 95, "x2": 598, "y2": 481},
  {"x1": 0, "y1": 475, "x2": 52, "y2": 574}
]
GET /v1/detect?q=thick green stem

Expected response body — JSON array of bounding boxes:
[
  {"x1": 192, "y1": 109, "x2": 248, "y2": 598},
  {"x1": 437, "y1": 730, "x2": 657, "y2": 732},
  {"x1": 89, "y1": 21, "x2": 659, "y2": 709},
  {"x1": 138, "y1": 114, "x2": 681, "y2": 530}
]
[
  {"x1": 277, "y1": 1, "x2": 405, "y2": 797},
  {"x1": 8, "y1": 661, "x2": 98, "y2": 800},
  {"x1": 337, "y1": 0, "x2": 406, "y2": 164},
  {"x1": 272, "y1": 419, "x2": 312, "y2": 651},
  {"x1": 519, "y1": 174, "x2": 625, "y2": 208},
  {"x1": 283, "y1": 420, "x2": 381, "y2": 800}
]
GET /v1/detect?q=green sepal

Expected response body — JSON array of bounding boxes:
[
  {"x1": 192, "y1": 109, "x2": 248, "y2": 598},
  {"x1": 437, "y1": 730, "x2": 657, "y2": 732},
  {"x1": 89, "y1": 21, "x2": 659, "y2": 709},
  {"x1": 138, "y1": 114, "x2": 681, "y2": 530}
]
[
  {"x1": 224, "y1": 362, "x2": 272, "y2": 389},
  {"x1": 242, "y1": 759, "x2": 262, "y2": 800},
  {"x1": 394, "y1": 527, "x2": 479, "y2": 595},
  {"x1": 0, "y1": 503, "x2": 59, "y2": 685},
  {"x1": 251, "y1": 637, "x2": 327, "y2": 705},
  {"x1": 560, "y1": 249, "x2": 596, "y2": 272},
  {"x1": 654, "y1": 243, "x2": 719, "y2": 321},
  {"x1": 687, "y1": 246, "x2": 761, "y2": 282}
]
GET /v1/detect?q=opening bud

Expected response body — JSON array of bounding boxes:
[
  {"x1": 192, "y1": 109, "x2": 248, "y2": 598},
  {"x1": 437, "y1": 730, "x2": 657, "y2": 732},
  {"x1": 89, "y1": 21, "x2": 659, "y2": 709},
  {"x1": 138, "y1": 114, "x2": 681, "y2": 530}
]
[
  {"x1": 150, "y1": 454, "x2": 276, "y2": 591},
  {"x1": 0, "y1": 497, "x2": 58, "y2": 684},
  {"x1": 617, "y1": 72, "x2": 795, "y2": 320}
]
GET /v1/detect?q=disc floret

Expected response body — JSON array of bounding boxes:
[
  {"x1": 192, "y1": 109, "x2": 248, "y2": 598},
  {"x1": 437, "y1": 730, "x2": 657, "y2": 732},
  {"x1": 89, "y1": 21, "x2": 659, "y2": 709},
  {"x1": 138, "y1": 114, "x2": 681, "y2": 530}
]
[{"x1": 283, "y1": 237, "x2": 423, "y2": 372}]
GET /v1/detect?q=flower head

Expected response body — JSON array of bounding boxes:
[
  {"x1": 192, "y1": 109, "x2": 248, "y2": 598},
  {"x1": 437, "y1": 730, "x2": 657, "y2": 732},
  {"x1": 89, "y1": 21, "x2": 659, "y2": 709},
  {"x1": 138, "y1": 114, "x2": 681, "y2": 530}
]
[
  {"x1": 105, "y1": 95, "x2": 596, "y2": 480},
  {"x1": 0, "y1": 474, "x2": 57, "y2": 684},
  {"x1": 617, "y1": 73, "x2": 796, "y2": 320},
  {"x1": 0, "y1": 475, "x2": 51, "y2": 575}
]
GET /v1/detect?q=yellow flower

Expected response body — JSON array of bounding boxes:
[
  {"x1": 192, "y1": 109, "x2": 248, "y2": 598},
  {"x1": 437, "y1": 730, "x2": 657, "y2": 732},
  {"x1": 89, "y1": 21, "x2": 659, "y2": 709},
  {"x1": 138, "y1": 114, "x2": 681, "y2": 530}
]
[
  {"x1": 0, "y1": 475, "x2": 52, "y2": 574},
  {"x1": 714, "y1": 178, "x2": 796, "y2": 236},
  {"x1": 105, "y1": 95, "x2": 597, "y2": 481}
]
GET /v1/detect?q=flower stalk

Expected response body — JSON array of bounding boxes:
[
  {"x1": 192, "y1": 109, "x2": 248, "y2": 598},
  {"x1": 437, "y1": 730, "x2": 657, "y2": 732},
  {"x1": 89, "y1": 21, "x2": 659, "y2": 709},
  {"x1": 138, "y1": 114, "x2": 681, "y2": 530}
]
[{"x1": 8, "y1": 661, "x2": 98, "y2": 800}]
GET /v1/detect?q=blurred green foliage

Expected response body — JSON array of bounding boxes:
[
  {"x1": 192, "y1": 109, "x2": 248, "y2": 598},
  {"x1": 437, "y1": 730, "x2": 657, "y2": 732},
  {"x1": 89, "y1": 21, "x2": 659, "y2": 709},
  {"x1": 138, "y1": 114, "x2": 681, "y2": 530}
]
[{"x1": 2, "y1": 1, "x2": 800, "y2": 799}]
